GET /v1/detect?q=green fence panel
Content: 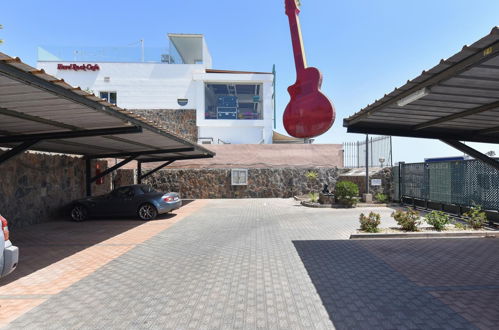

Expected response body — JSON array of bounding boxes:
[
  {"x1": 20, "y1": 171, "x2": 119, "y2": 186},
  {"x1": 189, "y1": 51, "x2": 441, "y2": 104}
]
[
  {"x1": 428, "y1": 162, "x2": 452, "y2": 203},
  {"x1": 401, "y1": 159, "x2": 499, "y2": 211},
  {"x1": 392, "y1": 166, "x2": 400, "y2": 201},
  {"x1": 401, "y1": 163, "x2": 426, "y2": 199}
]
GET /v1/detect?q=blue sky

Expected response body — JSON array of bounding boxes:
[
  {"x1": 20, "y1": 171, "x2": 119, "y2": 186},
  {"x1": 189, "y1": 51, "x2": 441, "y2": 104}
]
[{"x1": 1, "y1": 0, "x2": 499, "y2": 162}]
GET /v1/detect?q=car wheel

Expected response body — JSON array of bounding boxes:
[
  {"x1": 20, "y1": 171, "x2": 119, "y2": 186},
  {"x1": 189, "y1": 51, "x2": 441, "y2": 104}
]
[
  {"x1": 71, "y1": 204, "x2": 87, "y2": 222},
  {"x1": 138, "y1": 203, "x2": 158, "y2": 221}
]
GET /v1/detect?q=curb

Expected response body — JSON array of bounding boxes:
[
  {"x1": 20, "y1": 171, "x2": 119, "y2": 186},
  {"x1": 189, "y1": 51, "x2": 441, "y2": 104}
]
[{"x1": 350, "y1": 231, "x2": 499, "y2": 239}]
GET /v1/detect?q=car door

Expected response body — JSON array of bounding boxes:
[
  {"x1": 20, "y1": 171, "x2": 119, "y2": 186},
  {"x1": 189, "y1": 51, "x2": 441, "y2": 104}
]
[
  {"x1": 107, "y1": 186, "x2": 136, "y2": 216},
  {"x1": 88, "y1": 194, "x2": 114, "y2": 216}
]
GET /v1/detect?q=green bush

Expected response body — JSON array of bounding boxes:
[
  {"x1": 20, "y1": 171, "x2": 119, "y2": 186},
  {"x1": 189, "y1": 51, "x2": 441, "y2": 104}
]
[
  {"x1": 375, "y1": 193, "x2": 388, "y2": 203},
  {"x1": 391, "y1": 208, "x2": 421, "y2": 231},
  {"x1": 335, "y1": 181, "x2": 359, "y2": 207},
  {"x1": 454, "y1": 221, "x2": 466, "y2": 230},
  {"x1": 305, "y1": 171, "x2": 318, "y2": 180},
  {"x1": 359, "y1": 212, "x2": 381, "y2": 233},
  {"x1": 308, "y1": 192, "x2": 319, "y2": 203},
  {"x1": 424, "y1": 211, "x2": 450, "y2": 231},
  {"x1": 463, "y1": 205, "x2": 488, "y2": 229}
]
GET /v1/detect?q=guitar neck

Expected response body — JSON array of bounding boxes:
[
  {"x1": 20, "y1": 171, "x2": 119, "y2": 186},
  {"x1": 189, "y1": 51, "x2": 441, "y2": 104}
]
[{"x1": 287, "y1": 9, "x2": 307, "y2": 74}]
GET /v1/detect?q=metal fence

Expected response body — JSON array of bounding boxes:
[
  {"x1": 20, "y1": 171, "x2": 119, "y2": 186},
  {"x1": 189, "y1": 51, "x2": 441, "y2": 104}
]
[
  {"x1": 343, "y1": 135, "x2": 393, "y2": 168},
  {"x1": 394, "y1": 159, "x2": 499, "y2": 211}
]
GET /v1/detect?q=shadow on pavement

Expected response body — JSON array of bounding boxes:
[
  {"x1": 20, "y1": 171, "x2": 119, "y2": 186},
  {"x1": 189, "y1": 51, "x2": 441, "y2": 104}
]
[
  {"x1": 0, "y1": 202, "x2": 189, "y2": 286},
  {"x1": 293, "y1": 240, "x2": 477, "y2": 330}
]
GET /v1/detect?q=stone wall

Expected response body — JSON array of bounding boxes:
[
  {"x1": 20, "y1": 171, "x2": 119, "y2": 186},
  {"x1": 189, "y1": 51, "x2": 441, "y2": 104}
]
[
  {"x1": 113, "y1": 168, "x2": 136, "y2": 187},
  {"x1": 143, "y1": 167, "x2": 340, "y2": 199},
  {"x1": 130, "y1": 109, "x2": 197, "y2": 143},
  {"x1": 337, "y1": 167, "x2": 393, "y2": 199},
  {"x1": 0, "y1": 152, "x2": 111, "y2": 228},
  {"x1": 370, "y1": 167, "x2": 393, "y2": 198}
]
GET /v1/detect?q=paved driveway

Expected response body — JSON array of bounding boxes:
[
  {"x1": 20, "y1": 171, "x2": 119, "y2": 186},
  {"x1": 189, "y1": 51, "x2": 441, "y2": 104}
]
[{"x1": 2, "y1": 199, "x2": 498, "y2": 329}]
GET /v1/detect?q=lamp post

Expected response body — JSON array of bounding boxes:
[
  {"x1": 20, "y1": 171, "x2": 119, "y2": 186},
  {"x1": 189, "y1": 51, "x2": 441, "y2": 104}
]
[{"x1": 379, "y1": 157, "x2": 385, "y2": 168}]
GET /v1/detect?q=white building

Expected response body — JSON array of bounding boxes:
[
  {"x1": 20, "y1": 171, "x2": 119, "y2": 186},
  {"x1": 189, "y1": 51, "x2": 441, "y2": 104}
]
[{"x1": 37, "y1": 34, "x2": 275, "y2": 144}]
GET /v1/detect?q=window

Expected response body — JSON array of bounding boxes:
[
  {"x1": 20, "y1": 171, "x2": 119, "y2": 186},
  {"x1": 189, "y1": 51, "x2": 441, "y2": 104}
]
[
  {"x1": 231, "y1": 169, "x2": 248, "y2": 185},
  {"x1": 112, "y1": 186, "x2": 134, "y2": 198},
  {"x1": 140, "y1": 185, "x2": 157, "y2": 194},
  {"x1": 205, "y1": 83, "x2": 263, "y2": 120},
  {"x1": 100, "y1": 91, "x2": 117, "y2": 105}
]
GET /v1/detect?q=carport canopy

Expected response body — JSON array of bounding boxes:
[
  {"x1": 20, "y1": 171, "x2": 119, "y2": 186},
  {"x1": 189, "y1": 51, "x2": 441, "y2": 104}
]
[
  {"x1": 344, "y1": 27, "x2": 499, "y2": 167},
  {"x1": 0, "y1": 51, "x2": 215, "y2": 194}
]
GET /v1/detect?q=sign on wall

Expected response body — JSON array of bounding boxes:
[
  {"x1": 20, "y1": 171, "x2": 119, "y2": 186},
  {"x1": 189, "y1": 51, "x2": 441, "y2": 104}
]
[
  {"x1": 231, "y1": 169, "x2": 248, "y2": 185},
  {"x1": 57, "y1": 64, "x2": 100, "y2": 71},
  {"x1": 371, "y1": 179, "x2": 382, "y2": 186}
]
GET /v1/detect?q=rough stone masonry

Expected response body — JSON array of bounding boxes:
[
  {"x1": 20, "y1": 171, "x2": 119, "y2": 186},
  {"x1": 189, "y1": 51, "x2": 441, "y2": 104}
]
[{"x1": 143, "y1": 167, "x2": 342, "y2": 199}]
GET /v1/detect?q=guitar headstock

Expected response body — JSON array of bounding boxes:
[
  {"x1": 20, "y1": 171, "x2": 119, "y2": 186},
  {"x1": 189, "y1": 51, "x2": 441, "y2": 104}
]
[{"x1": 285, "y1": 0, "x2": 301, "y2": 16}]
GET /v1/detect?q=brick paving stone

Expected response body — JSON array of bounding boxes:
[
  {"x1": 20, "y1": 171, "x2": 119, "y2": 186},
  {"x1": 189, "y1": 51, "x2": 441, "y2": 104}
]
[{"x1": 3, "y1": 199, "x2": 497, "y2": 329}]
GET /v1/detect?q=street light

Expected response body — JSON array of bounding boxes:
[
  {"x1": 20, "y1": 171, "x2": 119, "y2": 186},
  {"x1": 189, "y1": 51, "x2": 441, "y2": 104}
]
[{"x1": 379, "y1": 157, "x2": 385, "y2": 168}]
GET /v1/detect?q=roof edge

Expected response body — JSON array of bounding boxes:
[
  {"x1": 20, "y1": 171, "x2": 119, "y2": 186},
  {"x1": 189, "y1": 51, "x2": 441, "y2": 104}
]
[
  {"x1": 0, "y1": 51, "x2": 215, "y2": 158},
  {"x1": 345, "y1": 26, "x2": 499, "y2": 126}
]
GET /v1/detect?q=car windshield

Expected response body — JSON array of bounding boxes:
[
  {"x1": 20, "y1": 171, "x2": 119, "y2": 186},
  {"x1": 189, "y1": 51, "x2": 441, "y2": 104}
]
[{"x1": 140, "y1": 185, "x2": 157, "y2": 194}]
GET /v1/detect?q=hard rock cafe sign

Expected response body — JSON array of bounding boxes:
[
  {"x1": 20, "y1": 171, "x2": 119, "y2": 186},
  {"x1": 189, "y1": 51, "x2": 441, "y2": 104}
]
[{"x1": 57, "y1": 63, "x2": 100, "y2": 71}]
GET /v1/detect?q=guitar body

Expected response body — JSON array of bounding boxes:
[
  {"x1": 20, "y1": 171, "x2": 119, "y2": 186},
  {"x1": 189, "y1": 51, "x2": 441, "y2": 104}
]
[
  {"x1": 284, "y1": 67, "x2": 335, "y2": 138},
  {"x1": 283, "y1": 0, "x2": 335, "y2": 139}
]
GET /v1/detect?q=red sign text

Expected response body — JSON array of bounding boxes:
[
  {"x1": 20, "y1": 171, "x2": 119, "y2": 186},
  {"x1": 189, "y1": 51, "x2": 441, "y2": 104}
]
[{"x1": 57, "y1": 64, "x2": 100, "y2": 71}]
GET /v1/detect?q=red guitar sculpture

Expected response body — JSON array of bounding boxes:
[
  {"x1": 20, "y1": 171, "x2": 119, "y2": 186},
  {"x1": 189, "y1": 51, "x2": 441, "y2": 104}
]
[{"x1": 283, "y1": 0, "x2": 335, "y2": 138}]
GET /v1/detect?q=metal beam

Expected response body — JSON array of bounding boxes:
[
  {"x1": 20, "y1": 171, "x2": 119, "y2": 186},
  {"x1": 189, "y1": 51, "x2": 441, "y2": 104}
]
[
  {"x1": 0, "y1": 107, "x2": 76, "y2": 130},
  {"x1": 430, "y1": 91, "x2": 499, "y2": 100},
  {"x1": 137, "y1": 161, "x2": 142, "y2": 184},
  {"x1": 448, "y1": 74, "x2": 499, "y2": 83},
  {"x1": 441, "y1": 139, "x2": 499, "y2": 171},
  {"x1": 85, "y1": 158, "x2": 92, "y2": 197},
  {"x1": 345, "y1": 124, "x2": 499, "y2": 144},
  {"x1": 140, "y1": 160, "x2": 175, "y2": 180},
  {"x1": 0, "y1": 108, "x2": 156, "y2": 151},
  {"x1": 0, "y1": 61, "x2": 214, "y2": 158},
  {"x1": 0, "y1": 140, "x2": 39, "y2": 165},
  {"x1": 87, "y1": 147, "x2": 194, "y2": 159},
  {"x1": 413, "y1": 100, "x2": 499, "y2": 130},
  {"x1": 90, "y1": 156, "x2": 137, "y2": 183},
  {"x1": 438, "y1": 83, "x2": 499, "y2": 93},
  {"x1": 139, "y1": 154, "x2": 213, "y2": 163},
  {"x1": 478, "y1": 125, "x2": 499, "y2": 135},
  {"x1": 346, "y1": 39, "x2": 499, "y2": 125},
  {"x1": 0, "y1": 126, "x2": 142, "y2": 143}
]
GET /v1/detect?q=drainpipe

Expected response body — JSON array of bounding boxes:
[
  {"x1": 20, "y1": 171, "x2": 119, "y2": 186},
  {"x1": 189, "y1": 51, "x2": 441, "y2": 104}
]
[{"x1": 365, "y1": 134, "x2": 369, "y2": 194}]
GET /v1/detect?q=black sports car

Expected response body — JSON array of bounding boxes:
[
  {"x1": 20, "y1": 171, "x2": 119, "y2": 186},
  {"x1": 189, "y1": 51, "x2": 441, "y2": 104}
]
[{"x1": 70, "y1": 184, "x2": 181, "y2": 221}]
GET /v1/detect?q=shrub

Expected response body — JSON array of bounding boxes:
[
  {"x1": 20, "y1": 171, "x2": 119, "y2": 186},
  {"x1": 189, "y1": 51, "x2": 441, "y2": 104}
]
[
  {"x1": 335, "y1": 181, "x2": 359, "y2": 207},
  {"x1": 308, "y1": 192, "x2": 319, "y2": 203},
  {"x1": 359, "y1": 212, "x2": 381, "y2": 233},
  {"x1": 375, "y1": 193, "x2": 388, "y2": 203},
  {"x1": 454, "y1": 221, "x2": 466, "y2": 230},
  {"x1": 424, "y1": 211, "x2": 450, "y2": 231},
  {"x1": 391, "y1": 208, "x2": 421, "y2": 231},
  {"x1": 305, "y1": 171, "x2": 318, "y2": 180},
  {"x1": 463, "y1": 205, "x2": 487, "y2": 229}
]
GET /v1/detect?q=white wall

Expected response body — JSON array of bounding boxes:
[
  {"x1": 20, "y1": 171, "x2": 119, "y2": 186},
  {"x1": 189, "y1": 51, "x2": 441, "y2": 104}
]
[
  {"x1": 199, "y1": 126, "x2": 266, "y2": 144},
  {"x1": 202, "y1": 38, "x2": 213, "y2": 69},
  {"x1": 38, "y1": 61, "x2": 205, "y2": 109},
  {"x1": 38, "y1": 62, "x2": 275, "y2": 144}
]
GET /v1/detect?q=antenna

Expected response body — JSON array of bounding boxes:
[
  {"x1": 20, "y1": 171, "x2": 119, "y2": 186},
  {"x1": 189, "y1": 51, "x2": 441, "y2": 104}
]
[{"x1": 140, "y1": 39, "x2": 144, "y2": 62}]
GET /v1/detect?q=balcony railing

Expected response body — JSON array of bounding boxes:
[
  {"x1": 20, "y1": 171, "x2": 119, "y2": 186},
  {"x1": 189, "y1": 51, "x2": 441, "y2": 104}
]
[{"x1": 38, "y1": 45, "x2": 183, "y2": 64}]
